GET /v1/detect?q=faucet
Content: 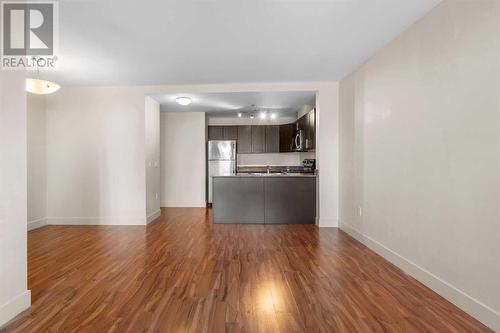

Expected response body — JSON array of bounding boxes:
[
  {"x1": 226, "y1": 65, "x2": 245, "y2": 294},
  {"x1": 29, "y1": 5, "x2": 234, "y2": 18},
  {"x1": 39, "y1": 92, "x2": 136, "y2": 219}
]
[{"x1": 266, "y1": 165, "x2": 271, "y2": 174}]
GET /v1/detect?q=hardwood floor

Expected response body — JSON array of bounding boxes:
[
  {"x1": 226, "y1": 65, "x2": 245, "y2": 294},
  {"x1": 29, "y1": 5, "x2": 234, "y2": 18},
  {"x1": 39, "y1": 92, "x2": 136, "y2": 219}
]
[{"x1": 1, "y1": 208, "x2": 491, "y2": 332}]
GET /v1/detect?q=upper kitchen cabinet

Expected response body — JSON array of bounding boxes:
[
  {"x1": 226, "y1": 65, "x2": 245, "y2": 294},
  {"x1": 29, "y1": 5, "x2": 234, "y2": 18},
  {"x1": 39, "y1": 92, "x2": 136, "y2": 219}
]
[
  {"x1": 208, "y1": 126, "x2": 224, "y2": 140},
  {"x1": 295, "y1": 108, "x2": 316, "y2": 151},
  {"x1": 209, "y1": 114, "x2": 315, "y2": 152},
  {"x1": 208, "y1": 126, "x2": 238, "y2": 140},
  {"x1": 297, "y1": 114, "x2": 307, "y2": 131},
  {"x1": 279, "y1": 123, "x2": 295, "y2": 152},
  {"x1": 223, "y1": 126, "x2": 238, "y2": 140},
  {"x1": 237, "y1": 126, "x2": 252, "y2": 153},
  {"x1": 306, "y1": 109, "x2": 315, "y2": 150},
  {"x1": 265, "y1": 125, "x2": 279, "y2": 153},
  {"x1": 251, "y1": 126, "x2": 266, "y2": 153}
]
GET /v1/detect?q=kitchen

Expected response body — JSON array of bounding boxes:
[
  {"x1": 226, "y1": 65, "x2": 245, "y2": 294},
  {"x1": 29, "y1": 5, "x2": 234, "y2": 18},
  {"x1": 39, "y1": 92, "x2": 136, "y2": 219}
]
[{"x1": 206, "y1": 92, "x2": 317, "y2": 224}]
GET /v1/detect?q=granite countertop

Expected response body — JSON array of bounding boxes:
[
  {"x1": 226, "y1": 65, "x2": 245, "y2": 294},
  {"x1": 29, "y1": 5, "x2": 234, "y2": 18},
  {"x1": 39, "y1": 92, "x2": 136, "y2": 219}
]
[
  {"x1": 213, "y1": 173, "x2": 317, "y2": 178},
  {"x1": 237, "y1": 165, "x2": 315, "y2": 174}
]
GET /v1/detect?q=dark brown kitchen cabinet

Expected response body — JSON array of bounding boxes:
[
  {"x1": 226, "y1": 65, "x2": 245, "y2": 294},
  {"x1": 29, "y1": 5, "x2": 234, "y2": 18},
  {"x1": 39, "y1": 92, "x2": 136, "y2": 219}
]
[
  {"x1": 306, "y1": 109, "x2": 315, "y2": 150},
  {"x1": 212, "y1": 118, "x2": 314, "y2": 153},
  {"x1": 208, "y1": 126, "x2": 224, "y2": 140},
  {"x1": 293, "y1": 109, "x2": 315, "y2": 151},
  {"x1": 237, "y1": 126, "x2": 252, "y2": 153},
  {"x1": 208, "y1": 126, "x2": 238, "y2": 140},
  {"x1": 251, "y1": 126, "x2": 266, "y2": 153},
  {"x1": 297, "y1": 115, "x2": 307, "y2": 131},
  {"x1": 279, "y1": 123, "x2": 295, "y2": 152},
  {"x1": 265, "y1": 125, "x2": 279, "y2": 153},
  {"x1": 223, "y1": 126, "x2": 238, "y2": 140}
]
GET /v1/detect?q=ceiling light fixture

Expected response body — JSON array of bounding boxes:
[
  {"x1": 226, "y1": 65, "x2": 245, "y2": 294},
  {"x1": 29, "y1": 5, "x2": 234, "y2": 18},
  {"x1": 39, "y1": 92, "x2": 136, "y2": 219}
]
[
  {"x1": 250, "y1": 115, "x2": 255, "y2": 119},
  {"x1": 237, "y1": 112, "x2": 242, "y2": 118},
  {"x1": 259, "y1": 112, "x2": 267, "y2": 119},
  {"x1": 26, "y1": 78, "x2": 60, "y2": 95},
  {"x1": 26, "y1": 57, "x2": 60, "y2": 95},
  {"x1": 270, "y1": 113, "x2": 277, "y2": 119},
  {"x1": 176, "y1": 96, "x2": 192, "y2": 106}
]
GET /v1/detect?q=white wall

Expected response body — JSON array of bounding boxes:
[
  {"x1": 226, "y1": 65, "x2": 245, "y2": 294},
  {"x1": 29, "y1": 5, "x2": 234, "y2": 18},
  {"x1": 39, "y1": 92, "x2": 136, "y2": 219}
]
[
  {"x1": 145, "y1": 97, "x2": 161, "y2": 222},
  {"x1": 339, "y1": 1, "x2": 500, "y2": 330},
  {"x1": 0, "y1": 71, "x2": 30, "y2": 326},
  {"x1": 160, "y1": 112, "x2": 206, "y2": 207},
  {"x1": 27, "y1": 95, "x2": 47, "y2": 231},
  {"x1": 45, "y1": 87, "x2": 147, "y2": 225},
  {"x1": 315, "y1": 84, "x2": 339, "y2": 227}
]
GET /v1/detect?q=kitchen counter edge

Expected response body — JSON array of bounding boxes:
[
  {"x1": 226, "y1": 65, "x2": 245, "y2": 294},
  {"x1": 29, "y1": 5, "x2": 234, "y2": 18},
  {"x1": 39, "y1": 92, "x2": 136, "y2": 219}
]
[{"x1": 213, "y1": 174, "x2": 317, "y2": 178}]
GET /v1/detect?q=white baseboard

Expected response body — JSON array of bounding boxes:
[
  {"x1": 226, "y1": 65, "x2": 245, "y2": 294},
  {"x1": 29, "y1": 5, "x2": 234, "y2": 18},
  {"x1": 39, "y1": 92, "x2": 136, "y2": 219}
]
[
  {"x1": 147, "y1": 210, "x2": 161, "y2": 224},
  {"x1": 27, "y1": 218, "x2": 46, "y2": 231},
  {"x1": 161, "y1": 202, "x2": 206, "y2": 208},
  {"x1": 318, "y1": 218, "x2": 338, "y2": 228},
  {"x1": 340, "y1": 222, "x2": 500, "y2": 332},
  {"x1": 0, "y1": 290, "x2": 31, "y2": 327},
  {"x1": 46, "y1": 217, "x2": 147, "y2": 226}
]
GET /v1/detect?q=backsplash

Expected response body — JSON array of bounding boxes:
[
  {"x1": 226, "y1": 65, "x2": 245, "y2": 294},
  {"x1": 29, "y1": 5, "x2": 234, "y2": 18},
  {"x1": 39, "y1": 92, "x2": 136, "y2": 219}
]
[{"x1": 237, "y1": 152, "x2": 315, "y2": 166}]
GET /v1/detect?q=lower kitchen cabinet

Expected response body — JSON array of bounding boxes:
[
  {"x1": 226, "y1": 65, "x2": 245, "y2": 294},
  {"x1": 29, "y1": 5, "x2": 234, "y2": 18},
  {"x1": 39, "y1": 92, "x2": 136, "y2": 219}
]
[
  {"x1": 264, "y1": 177, "x2": 316, "y2": 224},
  {"x1": 212, "y1": 177, "x2": 265, "y2": 223},
  {"x1": 212, "y1": 176, "x2": 316, "y2": 224}
]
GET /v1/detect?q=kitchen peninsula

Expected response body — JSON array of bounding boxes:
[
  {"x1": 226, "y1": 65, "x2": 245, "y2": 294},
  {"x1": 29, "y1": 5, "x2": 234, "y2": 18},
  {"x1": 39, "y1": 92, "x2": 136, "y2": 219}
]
[{"x1": 212, "y1": 173, "x2": 316, "y2": 224}]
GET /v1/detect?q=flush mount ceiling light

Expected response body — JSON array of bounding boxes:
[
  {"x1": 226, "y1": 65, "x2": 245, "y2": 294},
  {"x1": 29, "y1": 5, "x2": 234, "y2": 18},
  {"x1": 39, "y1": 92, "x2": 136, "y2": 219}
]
[
  {"x1": 259, "y1": 112, "x2": 267, "y2": 119},
  {"x1": 176, "y1": 96, "x2": 192, "y2": 106},
  {"x1": 250, "y1": 115, "x2": 255, "y2": 119},
  {"x1": 270, "y1": 113, "x2": 277, "y2": 119},
  {"x1": 26, "y1": 78, "x2": 60, "y2": 95},
  {"x1": 176, "y1": 96, "x2": 192, "y2": 105},
  {"x1": 26, "y1": 57, "x2": 60, "y2": 95},
  {"x1": 237, "y1": 112, "x2": 242, "y2": 118}
]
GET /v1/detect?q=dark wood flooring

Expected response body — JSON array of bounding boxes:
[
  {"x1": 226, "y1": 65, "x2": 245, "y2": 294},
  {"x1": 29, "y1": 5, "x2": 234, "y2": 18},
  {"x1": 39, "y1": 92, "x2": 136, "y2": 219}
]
[{"x1": 1, "y1": 208, "x2": 491, "y2": 332}]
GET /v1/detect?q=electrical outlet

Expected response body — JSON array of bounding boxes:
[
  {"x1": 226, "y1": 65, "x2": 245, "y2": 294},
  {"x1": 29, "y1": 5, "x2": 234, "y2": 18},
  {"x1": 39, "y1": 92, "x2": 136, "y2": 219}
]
[{"x1": 358, "y1": 206, "x2": 363, "y2": 217}]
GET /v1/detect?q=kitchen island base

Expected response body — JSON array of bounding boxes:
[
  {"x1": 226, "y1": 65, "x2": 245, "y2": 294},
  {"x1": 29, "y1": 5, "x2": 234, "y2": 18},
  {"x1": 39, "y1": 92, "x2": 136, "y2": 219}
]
[{"x1": 212, "y1": 175, "x2": 316, "y2": 224}]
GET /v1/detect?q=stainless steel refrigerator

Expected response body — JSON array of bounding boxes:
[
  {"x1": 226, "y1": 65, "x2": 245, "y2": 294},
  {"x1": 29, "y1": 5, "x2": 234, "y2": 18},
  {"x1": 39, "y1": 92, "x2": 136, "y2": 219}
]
[{"x1": 208, "y1": 140, "x2": 236, "y2": 203}]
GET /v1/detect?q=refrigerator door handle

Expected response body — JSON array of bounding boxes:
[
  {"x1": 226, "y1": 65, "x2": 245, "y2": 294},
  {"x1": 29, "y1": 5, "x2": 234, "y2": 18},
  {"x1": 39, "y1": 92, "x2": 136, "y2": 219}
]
[{"x1": 232, "y1": 141, "x2": 237, "y2": 173}]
